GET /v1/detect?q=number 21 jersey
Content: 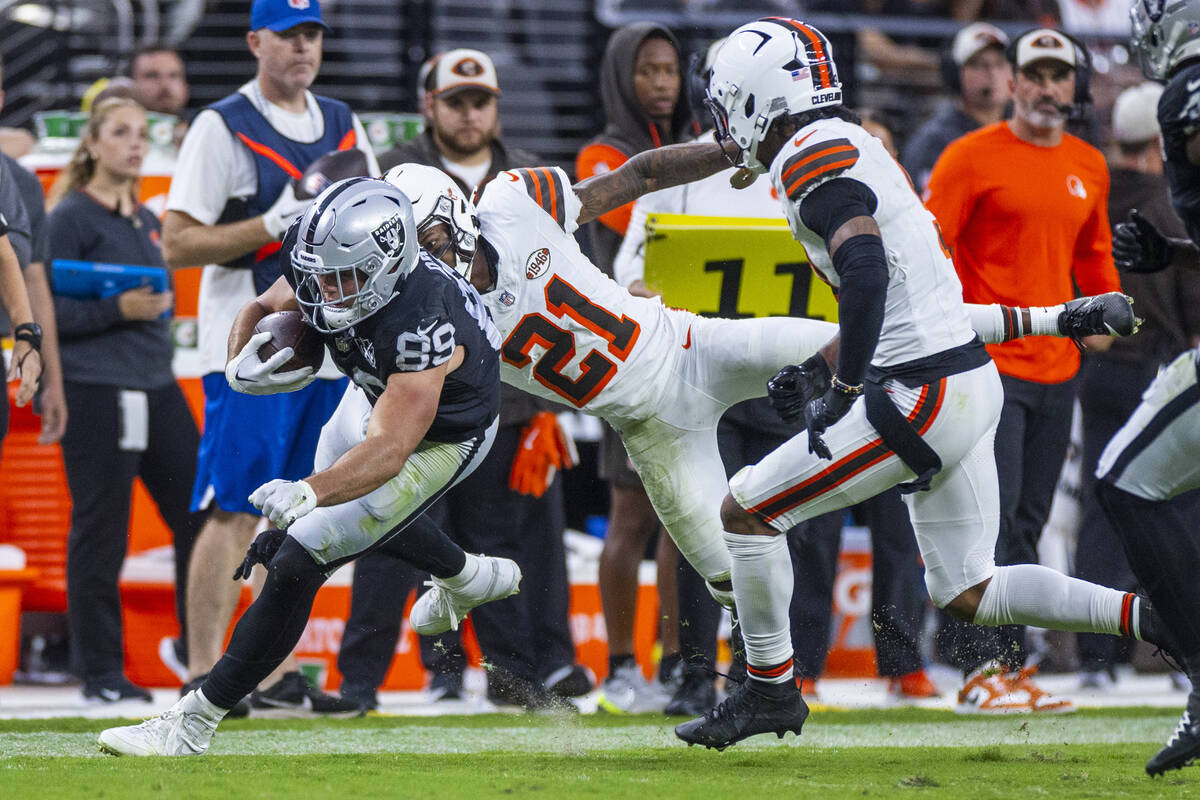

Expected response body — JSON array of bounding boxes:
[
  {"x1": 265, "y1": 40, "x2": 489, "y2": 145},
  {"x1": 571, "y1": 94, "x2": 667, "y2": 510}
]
[{"x1": 475, "y1": 167, "x2": 682, "y2": 424}]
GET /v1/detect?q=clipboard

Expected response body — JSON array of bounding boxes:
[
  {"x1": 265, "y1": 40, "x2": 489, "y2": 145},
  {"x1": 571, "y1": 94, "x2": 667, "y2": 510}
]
[{"x1": 51, "y1": 259, "x2": 171, "y2": 319}]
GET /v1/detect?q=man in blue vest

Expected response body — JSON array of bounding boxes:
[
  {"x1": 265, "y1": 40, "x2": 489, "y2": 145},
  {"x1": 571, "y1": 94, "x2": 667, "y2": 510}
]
[{"x1": 161, "y1": 0, "x2": 378, "y2": 713}]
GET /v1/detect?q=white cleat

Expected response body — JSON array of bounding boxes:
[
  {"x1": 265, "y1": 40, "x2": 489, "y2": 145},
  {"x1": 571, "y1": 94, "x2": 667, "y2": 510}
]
[
  {"x1": 98, "y1": 691, "x2": 219, "y2": 757},
  {"x1": 409, "y1": 556, "x2": 522, "y2": 636}
]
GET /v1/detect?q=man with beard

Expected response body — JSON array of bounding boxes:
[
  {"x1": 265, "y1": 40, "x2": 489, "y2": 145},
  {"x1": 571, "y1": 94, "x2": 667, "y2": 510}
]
[{"x1": 924, "y1": 27, "x2": 1122, "y2": 714}]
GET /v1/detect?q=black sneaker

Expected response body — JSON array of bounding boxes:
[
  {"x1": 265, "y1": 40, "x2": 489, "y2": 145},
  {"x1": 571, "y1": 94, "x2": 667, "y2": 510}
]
[
  {"x1": 1147, "y1": 699, "x2": 1200, "y2": 776},
  {"x1": 1059, "y1": 292, "x2": 1140, "y2": 345},
  {"x1": 665, "y1": 665, "x2": 717, "y2": 717},
  {"x1": 181, "y1": 673, "x2": 250, "y2": 718},
  {"x1": 428, "y1": 671, "x2": 464, "y2": 702},
  {"x1": 250, "y1": 671, "x2": 365, "y2": 716},
  {"x1": 545, "y1": 664, "x2": 595, "y2": 698},
  {"x1": 487, "y1": 667, "x2": 578, "y2": 713},
  {"x1": 82, "y1": 675, "x2": 153, "y2": 704},
  {"x1": 1137, "y1": 597, "x2": 1188, "y2": 672},
  {"x1": 338, "y1": 683, "x2": 380, "y2": 712},
  {"x1": 675, "y1": 678, "x2": 809, "y2": 751}
]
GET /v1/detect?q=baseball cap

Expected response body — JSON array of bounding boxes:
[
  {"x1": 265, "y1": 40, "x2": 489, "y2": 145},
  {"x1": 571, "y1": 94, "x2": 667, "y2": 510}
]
[
  {"x1": 430, "y1": 49, "x2": 500, "y2": 98},
  {"x1": 251, "y1": 0, "x2": 331, "y2": 33},
  {"x1": 951, "y1": 22, "x2": 1009, "y2": 66},
  {"x1": 1012, "y1": 28, "x2": 1076, "y2": 70},
  {"x1": 1112, "y1": 82, "x2": 1164, "y2": 144}
]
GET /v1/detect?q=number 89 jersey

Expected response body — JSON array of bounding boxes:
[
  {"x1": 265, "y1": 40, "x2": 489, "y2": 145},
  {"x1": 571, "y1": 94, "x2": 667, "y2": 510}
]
[{"x1": 476, "y1": 167, "x2": 682, "y2": 423}]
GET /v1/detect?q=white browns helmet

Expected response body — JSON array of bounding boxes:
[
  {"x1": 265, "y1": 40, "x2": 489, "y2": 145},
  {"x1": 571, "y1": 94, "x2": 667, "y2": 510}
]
[
  {"x1": 291, "y1": 177, "x2": 418, "y2": 333},
  {"x1": 706, "y1": 17, "x2": 842, "y2": 173},
  {"x1": 383, "y1": 163, "x2": 480, "y2": 280}
]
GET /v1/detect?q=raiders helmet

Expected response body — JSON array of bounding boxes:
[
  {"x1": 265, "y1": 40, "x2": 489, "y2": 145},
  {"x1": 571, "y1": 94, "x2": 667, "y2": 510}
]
[
  {"x1": 291, "y1": 177, "x2": 418, "y2": 333},
  {"x1": 383, "y1": 163, "x2": 480, "y2": 280},
  {"x1": 706, "y1": 17, "x2": 842, "y2": 173},
  {"x1": 1131, "y1": 0, "x2": 1200, "y2": 81}
]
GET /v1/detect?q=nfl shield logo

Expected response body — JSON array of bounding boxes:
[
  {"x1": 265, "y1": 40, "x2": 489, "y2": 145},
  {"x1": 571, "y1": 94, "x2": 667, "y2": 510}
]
[
  {"x1": 288, "y1": 0, "x2": 310, "y2": 9},
  {"x1": 500, "y1": 291, "x2": 516, "y2": 307}
]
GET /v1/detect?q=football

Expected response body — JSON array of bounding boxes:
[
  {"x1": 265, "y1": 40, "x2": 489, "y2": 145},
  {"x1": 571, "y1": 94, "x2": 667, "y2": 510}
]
[
  {"x1": 253, "y1": 310, "x2": 326, "y2": 372},
  {"x1": 293, "y1": 148, "x2": 371, "y2": 200}
]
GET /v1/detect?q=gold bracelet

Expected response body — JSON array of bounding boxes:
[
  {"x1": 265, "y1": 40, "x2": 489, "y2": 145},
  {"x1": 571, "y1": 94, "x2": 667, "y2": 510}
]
[{"x1": 830, "y1": 375, "x2": 864, "y2": 396}]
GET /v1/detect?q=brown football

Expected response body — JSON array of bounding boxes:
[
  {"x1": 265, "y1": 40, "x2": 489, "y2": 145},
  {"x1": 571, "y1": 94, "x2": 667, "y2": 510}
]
[
  {"x1": 253, "y1": 310, "x2": 325, "y2": 372},
  {"x1": 293, "y1": 148, "x2": 371, "y2": 200}
]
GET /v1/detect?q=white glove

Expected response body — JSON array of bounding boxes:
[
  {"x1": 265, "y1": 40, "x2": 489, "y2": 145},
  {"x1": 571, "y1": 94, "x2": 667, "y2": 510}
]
[
  {"x1": 249, "y1": 479, "x2": 318, "y2": 529},
  {"x1": 225, "y1": 331, "x2": 316, "y2": 395},
  {"x1": 262, "y1": 182, "x2": 310, "y2": 239}
]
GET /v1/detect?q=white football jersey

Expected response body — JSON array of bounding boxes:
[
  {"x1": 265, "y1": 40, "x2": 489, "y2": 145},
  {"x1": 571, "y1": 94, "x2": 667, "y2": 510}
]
[
  {"x1": 770, "y1": 117, "x2": 974, "y2": 366},
  {"x1": 476, "y1": 167, "x2": 685, "y2": 424}
]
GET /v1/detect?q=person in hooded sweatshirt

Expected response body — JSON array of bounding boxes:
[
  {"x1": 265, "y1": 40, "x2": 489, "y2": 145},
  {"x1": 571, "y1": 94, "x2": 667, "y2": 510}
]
[{"x1": 575, "y1": 22, "x2": 701, "y2": 712}]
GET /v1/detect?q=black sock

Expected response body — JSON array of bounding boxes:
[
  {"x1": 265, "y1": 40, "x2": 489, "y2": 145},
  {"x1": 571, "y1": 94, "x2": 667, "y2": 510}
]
[
  {"x1": 608, "y1": 654, "x2": 636, "y2": 676},
  {"x1": 373, "y1": 514, "x2": 467, "y2": 579},
  {"x1": 204, "y1": 538, "x2": 326, "y2": 710}
]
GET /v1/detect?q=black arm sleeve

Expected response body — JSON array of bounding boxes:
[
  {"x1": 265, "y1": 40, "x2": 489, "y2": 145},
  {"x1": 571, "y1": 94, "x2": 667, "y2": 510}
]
[
  {"x1": 798, "y1": 177, "x2": 878, "y2": 240},
  {"x1": 798, "y1": 176, "x2": 886, "y2": 386},
  {"x1": 829, "y1": 234, "x2": 888, "y2": 386}
]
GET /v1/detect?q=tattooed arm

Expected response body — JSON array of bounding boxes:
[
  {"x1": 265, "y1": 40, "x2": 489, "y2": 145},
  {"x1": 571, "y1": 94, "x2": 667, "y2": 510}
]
[{"x1": 574, "y1": 140, "x2": 740, "y2": 226}]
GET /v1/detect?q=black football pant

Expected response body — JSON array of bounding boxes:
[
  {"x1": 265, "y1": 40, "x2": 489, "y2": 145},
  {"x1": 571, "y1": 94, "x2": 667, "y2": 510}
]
[{"x1": 59, "y1": 381, "x2": 204, "y2": 682}]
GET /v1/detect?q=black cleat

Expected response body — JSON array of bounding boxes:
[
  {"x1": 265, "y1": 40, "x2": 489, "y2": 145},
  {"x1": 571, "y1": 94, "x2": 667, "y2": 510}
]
[
  {"x1": 1147, "y1": 704, "x2": 1200, "y2": 776},
  {"x1": 1059, "y1": 292, "x2": 1140, "y2": 345},
  {"x1": 250, "y1": 671, "x2": 366, "y2": 716},
  {"x1": 674, "y1": 678, "x2": 809, "y2": 751},
  {"x1": 665, "y1": 665, "x2": 718, "y2": 717}
]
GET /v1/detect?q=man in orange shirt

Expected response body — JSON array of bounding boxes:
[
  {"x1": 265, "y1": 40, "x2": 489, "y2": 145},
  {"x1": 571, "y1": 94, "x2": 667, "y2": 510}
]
[{"x1": 925, "y1": 28, "x2": 1122, "y2": 714}]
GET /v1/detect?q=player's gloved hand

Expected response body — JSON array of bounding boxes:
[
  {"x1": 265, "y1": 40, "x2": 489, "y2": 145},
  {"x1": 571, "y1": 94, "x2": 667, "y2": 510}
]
[
  {"x1": 232, "y1": 529, "x2": 288, "y2": 580},
  {"x1": 225, "y1": 331, "x2": 316, "y2": 395},
  {"x1": 803, "y1": 380, "x2": 860, "y2": 461},
  {"x1": 767, "y1": 353, "x2": 832, "y2": 424},
  {"x1": 249, "y1": 479, "x2": 318, "y2": 529},
  {"x1": 262, "y1": 182, "x2": 310, "y2": 239},
  {"x1": 1113, "y1": 209, "x2": 1170, "y2": 274},
  {"x1": 509, "y1": 411, "x2": 578, "y2": 498}
]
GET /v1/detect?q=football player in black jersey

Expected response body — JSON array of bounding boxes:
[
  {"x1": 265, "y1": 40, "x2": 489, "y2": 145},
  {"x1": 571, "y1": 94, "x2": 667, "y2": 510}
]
[
  {"x1": 97, "y1": 178, "x2": 522, "y2": 757},
  {"x1": 1085, "y1": 0, "x2": 1200, "y2": 776}
]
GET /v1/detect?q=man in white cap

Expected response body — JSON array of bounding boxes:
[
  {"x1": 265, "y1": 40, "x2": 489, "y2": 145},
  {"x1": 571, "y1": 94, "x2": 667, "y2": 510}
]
[
  {"x1": 1072, "y1": 80, "x2": 1200, "y2": 695},
  {"x1": 925, "y1": 27, "x2": 1123, "y2": 714},
  {"x1": 902, "y1": 22, "x2": 1011, "y2": 194}
]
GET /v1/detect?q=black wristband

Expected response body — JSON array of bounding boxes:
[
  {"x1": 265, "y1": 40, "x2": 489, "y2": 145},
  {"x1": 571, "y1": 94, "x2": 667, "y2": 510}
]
[{"x1": 14, "y1": 322, "x2": 42, "y2": 351}]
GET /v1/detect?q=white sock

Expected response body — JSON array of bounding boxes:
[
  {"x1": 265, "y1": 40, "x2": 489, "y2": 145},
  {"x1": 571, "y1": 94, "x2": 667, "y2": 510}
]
[
  {"x1": 193, "y1": 688, "x2": 230, "y2": 721},
  {"x1": 967, "y1": 303, "x2": 1064, "y2": 343},
  {"x1": 441, "y1": 553, "x2": 482, "y2": 591},
  {"x1": 973, "y1": 564, "x2": 1126, "y2": 635},
  {"x1": 725, "y1": 531, "x2": 794, "y2": 684}
]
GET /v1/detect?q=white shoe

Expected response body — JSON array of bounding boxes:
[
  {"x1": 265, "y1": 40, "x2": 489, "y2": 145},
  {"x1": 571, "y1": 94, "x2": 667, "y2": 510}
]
[
  {"x1": 98, "y1": 691, "x2": 220, "y2": 756},
  {"x1": 597, "y1": 662, "x2": 671, "y2": 714},
  {"x1": 409, "y1": 556, "x2": 522, "y2": 636}
]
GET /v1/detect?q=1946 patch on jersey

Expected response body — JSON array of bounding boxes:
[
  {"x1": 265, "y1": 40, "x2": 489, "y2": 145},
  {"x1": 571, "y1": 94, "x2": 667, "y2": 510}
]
[{"x1": 526, "y1": 248, "x2": 551, "y2": 279}]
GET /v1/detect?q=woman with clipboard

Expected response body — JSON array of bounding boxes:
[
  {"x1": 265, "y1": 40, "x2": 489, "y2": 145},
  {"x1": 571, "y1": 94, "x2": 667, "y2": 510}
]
[{"x1": 46, "y1": 97, "x2": 203, "y2": 704}]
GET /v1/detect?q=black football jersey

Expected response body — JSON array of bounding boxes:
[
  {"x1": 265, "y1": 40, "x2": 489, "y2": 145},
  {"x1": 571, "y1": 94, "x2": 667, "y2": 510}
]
[
  {"x1": 1159, "y1": 62, "x2": 1200, "y2": 245},
  {"x1": 282, "y1": 224, "x2": 500, "y2": 442}
]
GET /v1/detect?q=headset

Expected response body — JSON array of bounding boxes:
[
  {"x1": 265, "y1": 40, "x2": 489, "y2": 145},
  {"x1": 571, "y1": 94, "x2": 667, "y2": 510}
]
[{"x1": 1005, "y1": 28, "x2": 1093, "y2": 119}]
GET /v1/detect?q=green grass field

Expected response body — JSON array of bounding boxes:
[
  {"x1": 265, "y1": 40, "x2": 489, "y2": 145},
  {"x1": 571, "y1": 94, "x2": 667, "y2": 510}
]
[{"x1": 3, "y1": 708, "x2": 1197, "y2": 798}]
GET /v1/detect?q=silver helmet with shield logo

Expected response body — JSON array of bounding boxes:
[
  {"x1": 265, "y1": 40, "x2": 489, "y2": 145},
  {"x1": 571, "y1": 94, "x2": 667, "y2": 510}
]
[
  {"x1": 1131, "y1": 0, "x2": 1200, "y2": 81},
  {"x1": 291, "y1": 177, "x2": 418, "y2": 333}
]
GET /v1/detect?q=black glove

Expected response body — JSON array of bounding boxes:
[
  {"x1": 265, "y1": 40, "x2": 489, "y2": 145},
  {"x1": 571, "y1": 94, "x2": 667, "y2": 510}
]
[
  {"x1": 803, "y1": 384, "x2": 859, "y2": 460},
  {"x1": 232, "y1": 529, "x2": 288, "y2": 580},
  {"x1": 767, "y1": 354, "x2": 831, "y2": 424},
  {"x1": 1113, "y1": 209, "x2": 1170, "y2": 274}
]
